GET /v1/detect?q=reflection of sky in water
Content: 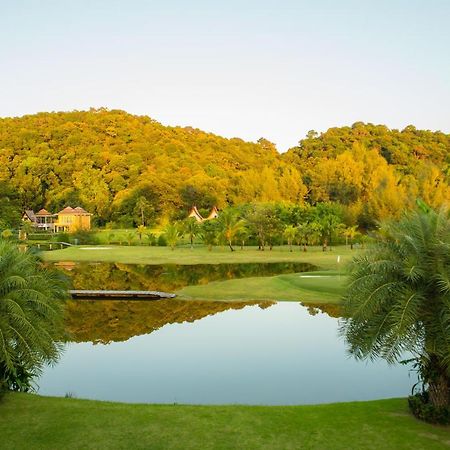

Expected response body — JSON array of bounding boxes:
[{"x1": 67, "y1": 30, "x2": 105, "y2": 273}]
[{"x1": 38, "y1": 303, "x2": 412, "y2": 405}]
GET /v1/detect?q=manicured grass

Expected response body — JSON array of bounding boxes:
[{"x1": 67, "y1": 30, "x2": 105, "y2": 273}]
[
  {"x1": 177, "y1": 271, "x2": 347, "y2": 303},
  {"x1": 43, "y1": 245, "x2": 355, "y2": 269},
  {"x1": 0, "y1": 393, "x2": 448, "y2": 450}
]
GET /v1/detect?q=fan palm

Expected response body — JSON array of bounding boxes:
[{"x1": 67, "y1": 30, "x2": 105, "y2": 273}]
[
  {"x1": 0, "y1": 241, "x2": 68, "y2": 391},
  {"x1": 340, "y1": 208, "x2": 450, "y2": 408}
]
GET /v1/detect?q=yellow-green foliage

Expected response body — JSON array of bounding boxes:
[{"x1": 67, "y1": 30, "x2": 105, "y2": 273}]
[{"x1": 0, "y1": 111, "x2": 448, "y2": 226}]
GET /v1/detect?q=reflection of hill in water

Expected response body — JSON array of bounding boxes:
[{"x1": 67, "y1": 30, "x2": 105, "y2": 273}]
[
  {"x1": 65, "y1": 299, "x2": 275, "y2": 344},
  {"x1": 55, "y1": 261, "x2": 316, "y2": 292},
  {"x1": 301, "y1": 302, "x2": 342, "y2": 318}
]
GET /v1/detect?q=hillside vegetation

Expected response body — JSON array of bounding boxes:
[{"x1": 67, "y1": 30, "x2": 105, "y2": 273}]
[{"x1": 0, "y1": 109, "x2": 448, "y2": 227}]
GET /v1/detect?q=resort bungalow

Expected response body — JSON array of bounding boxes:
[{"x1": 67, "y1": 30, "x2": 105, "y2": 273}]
[
  {"x1": 53, "y1": 206, "x2": 92, "y2": 232},
  {"x1": 22, "y1": 206, "x2": 92, "y2": 233}
]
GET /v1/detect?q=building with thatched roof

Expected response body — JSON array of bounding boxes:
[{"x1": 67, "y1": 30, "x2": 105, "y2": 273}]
[{"x1": 187, "y1": 206, "x2": 219, "y2": 223}]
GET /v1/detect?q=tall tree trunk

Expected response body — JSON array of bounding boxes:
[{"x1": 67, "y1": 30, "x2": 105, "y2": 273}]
[
  {"x1": 428, "y1": 356, "x2": 450, "y2": 408},
  {"x1": 228, "y1": 240, "x2": 234, "y2": 252}
]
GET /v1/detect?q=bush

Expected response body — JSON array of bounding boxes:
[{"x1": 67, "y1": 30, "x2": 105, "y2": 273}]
[
  {"x1": 157, "y1": 234, "x2": 167, "y2": 246},
  {"x1": 408, "y1": 392, "x2": 450, "y2": 425}
]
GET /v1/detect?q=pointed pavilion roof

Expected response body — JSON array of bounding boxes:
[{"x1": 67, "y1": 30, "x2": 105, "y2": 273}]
[
  {"x1": 206, "y1": 206, "x2": 219, "y2": 220},
  {"x1": 188, "y1": 206, "x2": 204, "y2": 222}
]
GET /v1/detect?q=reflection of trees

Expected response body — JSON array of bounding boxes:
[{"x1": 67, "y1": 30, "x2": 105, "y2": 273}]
[
  {"x1": 301, "y1": 302, "x2": 343, "y2": 318},
  {"x1": 57, "y1": 262, "x2": 317, "y2": 292},
  {"x1": 65, "y1": 299, "x2": 275, "y2": 344}
]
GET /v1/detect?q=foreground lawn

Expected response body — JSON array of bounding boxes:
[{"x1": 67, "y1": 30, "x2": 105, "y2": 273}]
[
  {"x1": 43, "y1": 245, "x2": 355, "y2": 269},
  {"x1": 177, "y1": 271, "x2": 347, "y2": 303},
  {"x1": 0, "y1": 393, "x2": 448, "y2": 450}
]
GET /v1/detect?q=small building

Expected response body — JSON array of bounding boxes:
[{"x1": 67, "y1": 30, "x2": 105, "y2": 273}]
[
  {"x1": 35, "y1": 208, "x2": 55, "y2": 231},
  {"x1": 54, "y1": 206, "x2": 92, "y2": 232},
  {"x1": 188, "y1": 206, "x2": 204, "y2": 222},
  {"x1": 187, "y1": 206, "x2": 219, "y2": 223},
  {"x1": 22, "y1": 210, "x2": 37, "y2": 226}
]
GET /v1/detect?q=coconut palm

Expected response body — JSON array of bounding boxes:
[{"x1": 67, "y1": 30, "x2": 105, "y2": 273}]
[
  {"x1": 0, "y1": 241, "x2": 68, "y2": 391},
  {"x1": 217, "y1": 209, "x2": 244, "y2": 252},
  {"x1": 340, "y1": 208, "x2": 450, "y2": 409}
]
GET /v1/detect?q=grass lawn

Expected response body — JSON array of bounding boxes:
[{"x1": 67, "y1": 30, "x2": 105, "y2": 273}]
[
  {"x1": 0, "y1": 393, "x2": 448, "y2": 450},
  {"x1": 43, "y1": 245, "x2": 355, "y2": 269},
  {"x1": 177, "y1": 271, "x2": 347, "y2": 303}
]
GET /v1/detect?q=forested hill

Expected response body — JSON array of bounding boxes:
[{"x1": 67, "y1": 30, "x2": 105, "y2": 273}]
[
  {"x1": 0, "y1": 109, "x2": 449, "y2": 227},
  {"x1": 0, "y1": 109, "x2": 304, "y2": 226}
]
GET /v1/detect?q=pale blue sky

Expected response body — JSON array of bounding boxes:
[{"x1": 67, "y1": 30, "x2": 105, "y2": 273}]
[{"x1": 1, "y1": 0, "x2": 449, "y2": 151}]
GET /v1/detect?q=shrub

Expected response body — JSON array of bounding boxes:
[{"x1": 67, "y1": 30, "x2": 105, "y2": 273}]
[
  {"x1": 157, "y1": 234, "x2": 167, "y2": 246},
  {"x1": 408, "y1": 392, "x2": 450, "y2": 425}
]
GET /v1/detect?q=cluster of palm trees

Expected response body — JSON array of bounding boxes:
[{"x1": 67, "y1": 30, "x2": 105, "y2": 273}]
[{"x1": 162, "y1": 208, "x2": 360, "y2": 252}]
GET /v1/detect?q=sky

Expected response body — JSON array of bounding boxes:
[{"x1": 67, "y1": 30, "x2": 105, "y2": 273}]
[{"x1": 1, "y1": 0, "x2": 449, "y2": 151}]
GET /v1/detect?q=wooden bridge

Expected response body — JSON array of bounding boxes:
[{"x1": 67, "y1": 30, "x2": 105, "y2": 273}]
[{"x1": 69, "y1": 290, "x2": 176, "y2": 300}]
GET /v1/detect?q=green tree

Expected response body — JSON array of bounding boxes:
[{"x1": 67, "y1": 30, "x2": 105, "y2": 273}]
[
  {"x1": 283, "y1": 225, "x2": 297, "y2": 252},
  {"x1": 134, "y1": 196, "x2": 153, "y2": 227},
  {"x1": 136, "y1": 225, "x2": 147, "y2": 242},
  {"x1": 217, "y1": 209, "x2": 244, "y2": 252},
  {"x1": 183, "y1": 219, "x2": 200, "y2": 249},
  {"x1": 342, "y1": 225, "x2": 359, "y2": 250},
  {"x1": 340, "y1": 208, "x2": 450, "y2": 410},
  {"x1": 164, "y1": 223, "x2": 181, "y2": 250},
  {"x1": 200, "y1": 221, "x2": 218, "y2": 251},
  {"x1": 0, "y1": 242, "x2": 68, "y2": 391}
]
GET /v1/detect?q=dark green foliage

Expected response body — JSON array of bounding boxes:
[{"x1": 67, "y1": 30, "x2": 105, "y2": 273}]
[
  {"x1": 0, "y1": 241, "x2": 69, "y2": 391},
  {"x1": 408, "y1": 392, "x2": 450, "y2": 425},
  {"x1": 341, "y1": 207, "x2": 450, "y2": 412},
  {"x1": 157, "y1": 234, "x2": 167, "y2": 247}
]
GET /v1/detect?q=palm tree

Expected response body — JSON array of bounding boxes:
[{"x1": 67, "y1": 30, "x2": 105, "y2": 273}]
[
  {"x1": 136, "y1": 225, "x2": 147, "y2": 242},
  {"x1": 217, "y1": 209, "x2": 244, "y2": 252},
  {"x1": 0, "y1": 241, "x2": 68, "y2": 391},
  {"x1": 164, "y1": 223, "x2": 181, "y2": 250},
  {"x1": 340, "y1": 208, "x2": 450, "y2": 409},
  {"x1": 283, "y1": 225, "x2": 297, "y2": 252},
  {"x1": 183, "y1": 219, "x2": 200, "y2": 249},
  {"x1": 200, "y1": 221, "x2": 217, "y2": 251},
  {"x1": 342, "y1": 225, "x2": 359, "y2": 250}
]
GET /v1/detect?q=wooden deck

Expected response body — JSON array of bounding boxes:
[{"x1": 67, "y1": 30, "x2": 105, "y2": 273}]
[{"x1": 69, "y1": 290, "x2": 176, "y2": 300}]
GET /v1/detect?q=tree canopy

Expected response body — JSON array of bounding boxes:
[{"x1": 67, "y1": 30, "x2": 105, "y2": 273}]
[{"x1": 0, "y1": 110, "x2": 448, "y2": 228}]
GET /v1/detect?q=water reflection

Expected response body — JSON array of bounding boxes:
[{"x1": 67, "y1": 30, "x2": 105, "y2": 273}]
[
  {"x1": 54, "y1": 261, "x2": 316, "y2": 292},
  {"x1": 65, "y1": 299, "x2": 275, "y2": 344},
  {"x1": 39, "y1": 302, "x2": 411, "y2": 405}
]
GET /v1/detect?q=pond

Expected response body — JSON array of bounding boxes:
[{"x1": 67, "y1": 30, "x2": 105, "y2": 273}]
[
  {"x1": 37, "y1": 299, "x2": 412, "y2": 405},
  {"x1": 52, "y1": 261, "x2": 317, "y2": 291}
]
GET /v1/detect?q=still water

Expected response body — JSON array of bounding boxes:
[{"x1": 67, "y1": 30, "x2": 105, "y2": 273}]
[
  {"x1": 53, "y1": 261, "x2": 317, "y2": 291},
  {"x1": 37, "y1": 299, "x2": 412, "y2": 405}
]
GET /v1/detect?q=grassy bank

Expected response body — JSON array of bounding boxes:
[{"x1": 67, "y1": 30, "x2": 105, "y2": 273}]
[
  {"x1": 177, "y1": 271, "x2": 347, "y2": 303},
  {"x1": 0, "y1": 393, "x2": 448, "y2": 450},
  {"x1": 43, "y1": 245, "x2": 355, "y2": 269}
]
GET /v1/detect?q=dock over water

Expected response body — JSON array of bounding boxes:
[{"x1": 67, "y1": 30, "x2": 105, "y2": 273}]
[{"x1": 69, "y1": 290, "x2": 176, "y2": 300}]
